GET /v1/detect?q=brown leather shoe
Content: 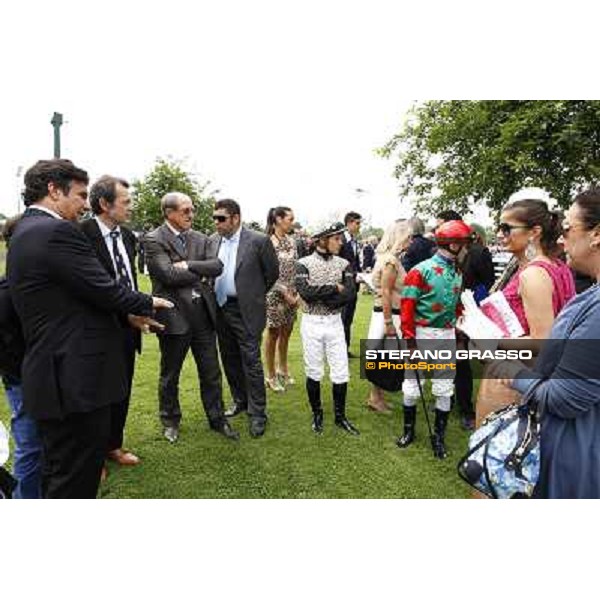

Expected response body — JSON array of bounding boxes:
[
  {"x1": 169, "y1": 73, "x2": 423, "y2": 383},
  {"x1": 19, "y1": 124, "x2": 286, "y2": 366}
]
[
  {"x1": 107, "y1": 448, "x2": 141, "y2": 466},
  {"x1": 100, "y1": 465, "x2": 108, "y2": 483}
]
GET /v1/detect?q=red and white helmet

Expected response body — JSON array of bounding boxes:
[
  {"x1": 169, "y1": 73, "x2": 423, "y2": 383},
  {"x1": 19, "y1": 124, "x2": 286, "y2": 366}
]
[{"x1": 435, "y1": 220, "x2": 474, "y2": 246}]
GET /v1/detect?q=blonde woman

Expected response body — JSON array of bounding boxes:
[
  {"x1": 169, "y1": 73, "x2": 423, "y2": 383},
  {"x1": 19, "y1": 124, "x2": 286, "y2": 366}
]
[{"x1": 365, "y1": 220, "x2": 412, "y2": 412}]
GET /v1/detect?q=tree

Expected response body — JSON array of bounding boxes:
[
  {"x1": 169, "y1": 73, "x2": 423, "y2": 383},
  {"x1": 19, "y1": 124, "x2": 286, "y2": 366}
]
[
  {"x1": 131, "y1": 157, "x2": 217, "y2": 233},
  {"x1": 379, "y1": 101, "x2": 600, "y2": 216}
]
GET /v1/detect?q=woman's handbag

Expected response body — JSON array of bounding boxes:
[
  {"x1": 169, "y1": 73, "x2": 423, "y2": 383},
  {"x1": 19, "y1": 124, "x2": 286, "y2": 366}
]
[
  {"x1": 363, "y1": 334, "x2": 405, "y2": 392},
  {"x1": 457, "y1": 381, "x2": 542, "y2": 499}
]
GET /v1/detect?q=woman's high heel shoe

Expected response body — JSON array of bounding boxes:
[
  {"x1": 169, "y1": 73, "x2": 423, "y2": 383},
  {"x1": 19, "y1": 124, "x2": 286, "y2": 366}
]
[{"x1": 265, "y1": 376, "x2": 285, "y2": 392}]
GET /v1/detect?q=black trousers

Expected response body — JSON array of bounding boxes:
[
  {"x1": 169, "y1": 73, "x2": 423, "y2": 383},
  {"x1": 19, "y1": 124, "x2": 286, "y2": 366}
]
[
  {"x1": 158, "y1": 298, "x2": 225, "y2": 428},
  {"x1": 108, "y1": 327, "x2": 137, "y2": 452},
  {"x1": 216, "y1": 299, "x2": 267, "y2": 423},
  {"x1": 454, "y1": 359, "x2": 475, "y2": 419},
  {"x1": 37, "y1": 404, "x2": 111, "y2": 499},
  {"x1": 341, "y1": 291, "x2": 358, "y2": 349}
]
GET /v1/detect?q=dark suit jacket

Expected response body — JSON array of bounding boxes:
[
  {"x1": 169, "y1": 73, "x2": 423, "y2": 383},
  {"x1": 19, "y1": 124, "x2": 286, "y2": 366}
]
[
  {"x1": 79, "y1": 218, "x2": 142, "y2": 353},
  {"x1": 7, "y1": 208, "x2": 153, "y2": 420},
  {"x1": 212, "y1": 227, "x2": 279, "y2": 337},
  {"x1": 339, "y1": 233, "x2": 361, "y2": 273},
  {"x1": 401, "y1": 234, "x2": 436, "y2": 272},
  {"x1": 143, "y1": 224, "x2": 223, "y2": 335}
]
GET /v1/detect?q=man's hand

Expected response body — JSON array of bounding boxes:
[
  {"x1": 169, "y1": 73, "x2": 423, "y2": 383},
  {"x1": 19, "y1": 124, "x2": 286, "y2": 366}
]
[
  {"x1": 336, "y1": 283, "x2": 345, "y2": 293},
  {"x1": 173, "y1": 261, "x2": 188, "y2": 270},
  {"x1": 128, "y1": 314, "x2": 165, "y2": 334},
  {"x1": 152, "y1": 296, "x2": 174, "y2": 310}
]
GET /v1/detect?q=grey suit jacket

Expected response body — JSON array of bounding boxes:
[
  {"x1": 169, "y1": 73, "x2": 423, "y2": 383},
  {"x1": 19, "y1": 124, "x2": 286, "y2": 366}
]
[
  {"x1": 143, "y1": 224, "x2": 223, "y2": 334},
  {"x1": 212, "y1": 227, "x2": 279, "y2": 337}
]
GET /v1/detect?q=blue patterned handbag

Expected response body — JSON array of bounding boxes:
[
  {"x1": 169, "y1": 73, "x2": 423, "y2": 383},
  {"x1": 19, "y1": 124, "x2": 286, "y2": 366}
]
[{"x1": 457, "y1": 381, "x2": 542, "y2": 499}]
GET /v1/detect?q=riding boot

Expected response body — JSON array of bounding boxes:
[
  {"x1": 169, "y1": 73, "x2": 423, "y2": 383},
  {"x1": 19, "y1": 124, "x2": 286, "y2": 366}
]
[
  {"x1": 306, "y1": 378, "x2": 323, "y2": 433},
  {"x1": 333, "y1": 383, "x2": 360, "y2": 435},
  {"x1": 432, "y1": 409, "x2": 450, "y2": 459},
  {"x1": 396, "y1": 405, "x2": 417, "y2": 448}
]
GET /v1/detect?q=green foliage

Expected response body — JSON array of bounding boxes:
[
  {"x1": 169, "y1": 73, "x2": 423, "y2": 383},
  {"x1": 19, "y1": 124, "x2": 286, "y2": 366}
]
[
  {"x1": 131, "y1": 157, "x2": 217, "y2": 233},
  {"x1": 379, "y1": 101, "x2": 600, "y2": 216}
]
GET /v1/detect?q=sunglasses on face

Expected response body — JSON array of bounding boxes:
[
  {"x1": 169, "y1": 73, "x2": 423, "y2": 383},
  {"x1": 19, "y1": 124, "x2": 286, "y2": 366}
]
[
  {"x1": 497, "y1": 222, "x2": 530, "y2": 236},
  {"x1": 212, "y1": 214, "x2": 230, "y2": 223},
  {"x1": 178, "y1": 207, "x2": 195, "y2": 215}
]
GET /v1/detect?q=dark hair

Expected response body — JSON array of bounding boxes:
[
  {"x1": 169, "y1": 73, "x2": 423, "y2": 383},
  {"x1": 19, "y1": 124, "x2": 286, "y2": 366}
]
[
  {"x1": 344, "y1": 211, "x2": 362, "y2": 225},
  {"x1": 266, "y1": 206, "x2": 292, "y2": 235},
  {"x1": 573, "y1": 186, "x2": 600, "y2": 231},
  {"x1": 436, "y1": 209, "x2": 462, "y2": 222},
  {"x1": 1, "y1": 214, "x2": 23, "y2": 245},
  {"x1": 215, "y1": 199, "x2": 241, "y2": 216},
  {"x1": 89, "y1": 175, "x2": 129, "y2": 215},
  {"x1": 503, "y1": 198, "x2": 562, "y2": 257},
  {"x1": 23, "y1": 159, "x2": 89, "y2": 206}
]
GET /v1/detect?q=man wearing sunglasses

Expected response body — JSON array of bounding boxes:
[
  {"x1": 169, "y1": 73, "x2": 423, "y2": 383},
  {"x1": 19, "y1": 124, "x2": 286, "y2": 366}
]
[
  {"x1": 212, "y1": 199, "x2": 279, "y2": 438},
  {"x1": 143, "y1": 192, "x2": 239, "y2": 443}
]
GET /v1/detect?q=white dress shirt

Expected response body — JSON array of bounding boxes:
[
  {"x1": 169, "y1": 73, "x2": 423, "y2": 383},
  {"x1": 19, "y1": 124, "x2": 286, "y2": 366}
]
[{"x1": 94, "y1": 217, "x2": 135, "y2": 289}]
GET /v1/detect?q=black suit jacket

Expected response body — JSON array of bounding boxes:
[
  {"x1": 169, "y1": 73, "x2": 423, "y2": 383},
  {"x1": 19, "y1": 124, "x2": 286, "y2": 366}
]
[
  {"x1": 339, "y1": 233, "x2": 361, "y2": 274},
  {"x1": 7, "y1": 208, "x2": 153, "y2": 420},
  {"x1": 143, "y1": 224, "x2": 223, "y2": 335},
  {"x1": 79, "y1": 218, "x2": 142, "y2": 353},
  {"x1": 211, "y1": 227, "x2": 279, "y2": 337}
]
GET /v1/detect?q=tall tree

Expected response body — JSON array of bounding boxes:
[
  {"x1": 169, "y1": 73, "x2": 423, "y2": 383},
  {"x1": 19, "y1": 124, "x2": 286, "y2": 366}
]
[
  {"x1": 131, "y1": 157, "x2": 217, "y2": 233},
  {"x1": 379, "y1": 101, "x2": 600, "y2": 216}
]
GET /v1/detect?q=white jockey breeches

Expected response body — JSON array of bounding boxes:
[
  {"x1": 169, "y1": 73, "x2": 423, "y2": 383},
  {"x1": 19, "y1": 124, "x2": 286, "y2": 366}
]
[
  {"x1": 300, "y1": 313, "x2": 349, "y2": 384},
  {"x1": 402, "y1": 326, "x2": 456, "y2": 410}
]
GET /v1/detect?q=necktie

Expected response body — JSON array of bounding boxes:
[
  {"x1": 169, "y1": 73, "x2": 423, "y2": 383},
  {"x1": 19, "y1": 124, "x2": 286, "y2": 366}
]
[
  {"x1": 109, "y1": 230, "x2": 132, "y2": 288},
  {"x1": 177, "y1": 232, "x2": 187, "y2": 254}
]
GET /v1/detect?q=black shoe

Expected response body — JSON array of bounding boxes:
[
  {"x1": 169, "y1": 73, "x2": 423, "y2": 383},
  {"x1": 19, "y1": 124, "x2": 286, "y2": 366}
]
[
  {"x1": 396, "y1": 405, "x2": 416, "y2": 448},
  {"x1": 210, "y1": 421, "x2": 240, "y2": 441},
  {"x1": 431, "y1": 435, "x2": 448, "y2": 459},
  {"x1": 396, "y1": 428, "x2": 415, "y2": 448},
  {"x1": 249, "y1": 419, "x2": 266, "y2": 438},
  {"x1": 224, "y1": 402, "x2": 247, "y2": 418},
  {"x1": 163, "y1": 426, "x2": 179, "y2": 443},
  {"x1": 335, "y1": 417, "x2": 360, "y2": 435},
  {"x1": 312, "y1": 410, "x2": 324, "y2": 434}
]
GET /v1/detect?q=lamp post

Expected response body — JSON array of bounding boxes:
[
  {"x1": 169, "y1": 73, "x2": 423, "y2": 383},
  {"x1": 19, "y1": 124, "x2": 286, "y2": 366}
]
[
  {"x1": 50, "y1": 112, "x2": 63, "y2": 158},
  {"x1": 15, "y1": 165, "x2": 23, "y2": 215}
]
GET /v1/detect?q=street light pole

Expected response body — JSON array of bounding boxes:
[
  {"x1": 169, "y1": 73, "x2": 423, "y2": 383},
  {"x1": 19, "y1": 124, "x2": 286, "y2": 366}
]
[{"x1": 50, "y1": 112, "x2": 63, "y2": 158}]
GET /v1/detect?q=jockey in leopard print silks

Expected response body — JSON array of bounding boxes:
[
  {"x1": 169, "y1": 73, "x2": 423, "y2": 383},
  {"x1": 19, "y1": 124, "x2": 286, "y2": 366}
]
[
  {"x1": 397, "y1": 220, "x2": 474, "y2": 459},
  {"x1": 295, "y1": 222, "x2": 360, "y2": 435}
]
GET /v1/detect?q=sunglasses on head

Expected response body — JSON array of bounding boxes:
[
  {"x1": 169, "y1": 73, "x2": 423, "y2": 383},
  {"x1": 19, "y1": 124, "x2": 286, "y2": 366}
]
[
  {"x1": 212, "y1": 214, "x2": 229, "y2": 223},
  {"x1": 497, "y1": 222, "x2": 530, "y2": 236}
]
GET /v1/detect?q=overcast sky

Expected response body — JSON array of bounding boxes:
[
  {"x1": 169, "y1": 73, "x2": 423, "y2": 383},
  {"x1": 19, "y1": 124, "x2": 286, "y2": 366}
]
[{"x1": 0, "y1": 1, "x2": 594, "y2": 230}]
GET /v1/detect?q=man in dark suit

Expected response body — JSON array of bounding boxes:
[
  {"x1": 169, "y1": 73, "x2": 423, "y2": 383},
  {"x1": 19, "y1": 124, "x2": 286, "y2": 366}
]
[
  {"x1": 80, "y1": 175, "x2": 144, "y2": 470},
  {"x1": 402, "y1": 217, "x2": 436, "y2": 272},
  {"x1": 6, "y1": 159, "x2": 171, "y2": 498},
  {"x1": 339, "y1": 211, "x2": 362, "y2": 357},
  {"x1": 212, "y1": 199, "x2": 279, "y2": 437},
  {"x1": 143, "y1": 192, "x2": 238, "y2": 443}
]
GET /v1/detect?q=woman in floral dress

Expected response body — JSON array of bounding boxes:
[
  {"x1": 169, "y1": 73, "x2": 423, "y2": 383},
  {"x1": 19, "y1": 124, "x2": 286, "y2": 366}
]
[{"x1": 264, "y1": 207, "x2": 299, "y2": 391}]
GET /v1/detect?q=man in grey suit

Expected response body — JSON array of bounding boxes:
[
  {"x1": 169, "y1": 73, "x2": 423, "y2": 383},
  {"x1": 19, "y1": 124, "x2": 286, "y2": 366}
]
[
  {"x1": 212, "y1": 199, "x2": 279, "y2": 437},
  {"x1": 143, "y1": 192, "x2": 239, "y2": 443}
]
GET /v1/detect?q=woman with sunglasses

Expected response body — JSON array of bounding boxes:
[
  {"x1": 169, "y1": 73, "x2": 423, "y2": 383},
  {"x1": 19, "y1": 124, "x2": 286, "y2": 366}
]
[
  {"x1": 476, "y1": 198, "x2": 575, "y2": 426},
  {"x1": 495, "y1": 187, "x2": 600, "y2": 497}
]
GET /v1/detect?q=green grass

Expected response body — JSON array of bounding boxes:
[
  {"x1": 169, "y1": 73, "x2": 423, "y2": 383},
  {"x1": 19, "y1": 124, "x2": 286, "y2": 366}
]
[{"x1": 0, "y1": 276, "x2": 473, "y2": 498}]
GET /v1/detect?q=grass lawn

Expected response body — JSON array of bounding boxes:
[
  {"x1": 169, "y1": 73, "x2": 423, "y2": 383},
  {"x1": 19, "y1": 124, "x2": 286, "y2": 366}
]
[{"x1": 0, "y1": 273, "x2": 473, "y2": 498}]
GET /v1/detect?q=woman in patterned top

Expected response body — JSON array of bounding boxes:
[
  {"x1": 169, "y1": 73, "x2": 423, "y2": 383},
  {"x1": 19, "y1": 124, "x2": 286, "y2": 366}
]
[
  {"x1": 264, "y1": 207, "x2": 300, "y2": 392},
  {"x1": 364, "y1": 220, "x2": 412, "y2": 412}
]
